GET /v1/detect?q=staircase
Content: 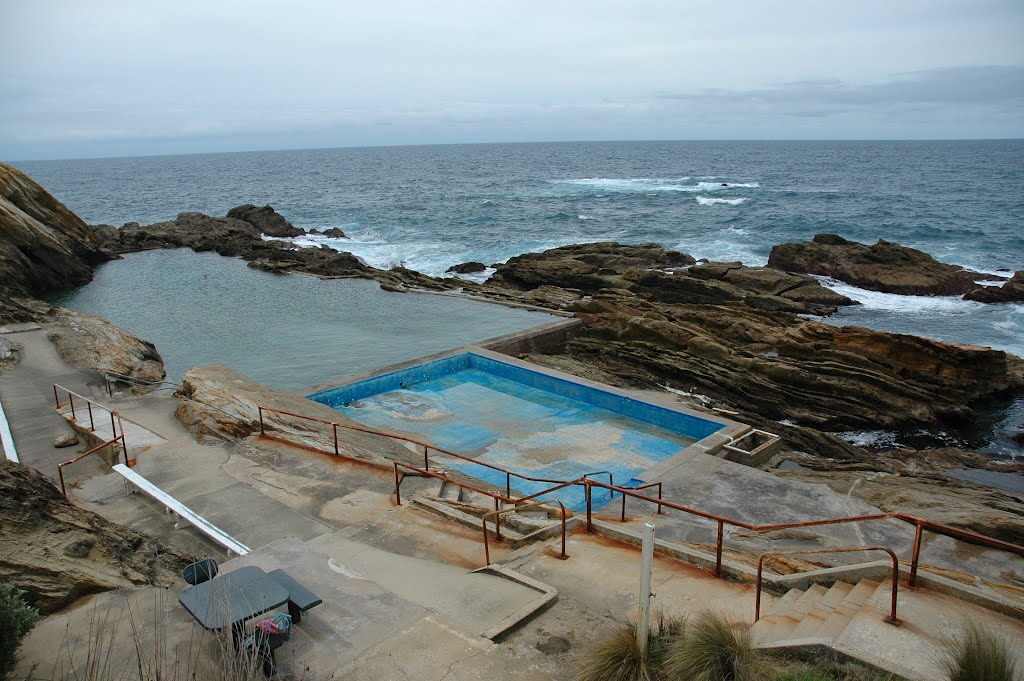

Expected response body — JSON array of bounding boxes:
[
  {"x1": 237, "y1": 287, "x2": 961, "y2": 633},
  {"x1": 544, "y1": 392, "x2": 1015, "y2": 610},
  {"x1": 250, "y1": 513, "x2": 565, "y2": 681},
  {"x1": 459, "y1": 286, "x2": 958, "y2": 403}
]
[
  {"x1": 752, "y1": 578, "x2": 884, "y2": 645},
  {"x1": 412, "y1": 474, "x2": 573, "y2": 550}
]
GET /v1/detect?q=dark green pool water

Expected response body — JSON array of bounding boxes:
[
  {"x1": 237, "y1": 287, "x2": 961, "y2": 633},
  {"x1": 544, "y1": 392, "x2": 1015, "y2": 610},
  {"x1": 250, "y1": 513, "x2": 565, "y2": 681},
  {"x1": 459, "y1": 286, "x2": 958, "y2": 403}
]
[{"x1": 49, "y1": 249, "x2": 555, "y2": 391}]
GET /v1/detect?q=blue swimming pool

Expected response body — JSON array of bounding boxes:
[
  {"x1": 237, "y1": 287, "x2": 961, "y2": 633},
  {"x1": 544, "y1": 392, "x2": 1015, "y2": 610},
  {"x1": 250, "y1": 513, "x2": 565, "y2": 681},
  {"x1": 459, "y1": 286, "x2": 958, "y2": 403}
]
[{"x1": 309, "y1": 352, "x2": 726, "y2": 510}]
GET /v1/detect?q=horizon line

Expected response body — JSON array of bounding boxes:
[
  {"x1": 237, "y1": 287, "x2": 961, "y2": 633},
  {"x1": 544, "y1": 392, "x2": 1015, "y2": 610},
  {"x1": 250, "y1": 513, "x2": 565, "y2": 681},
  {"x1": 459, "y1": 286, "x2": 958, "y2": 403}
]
[{"x1": 7, "y1": 137, "x2": 1024, "y2": 164}]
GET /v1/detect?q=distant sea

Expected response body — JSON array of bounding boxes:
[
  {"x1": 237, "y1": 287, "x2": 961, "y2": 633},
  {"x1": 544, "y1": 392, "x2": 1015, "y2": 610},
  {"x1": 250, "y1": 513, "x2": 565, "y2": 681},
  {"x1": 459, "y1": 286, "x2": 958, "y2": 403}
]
[{"x1": 14, "y1": 140, "x2": 1024, "y2": 454}]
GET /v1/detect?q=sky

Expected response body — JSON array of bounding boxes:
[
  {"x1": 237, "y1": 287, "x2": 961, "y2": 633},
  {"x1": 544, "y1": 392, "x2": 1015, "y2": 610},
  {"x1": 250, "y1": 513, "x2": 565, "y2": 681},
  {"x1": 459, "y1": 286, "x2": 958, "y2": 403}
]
[{"x1": 2, "y1": 0, "x2": 1023, "y2": 160}]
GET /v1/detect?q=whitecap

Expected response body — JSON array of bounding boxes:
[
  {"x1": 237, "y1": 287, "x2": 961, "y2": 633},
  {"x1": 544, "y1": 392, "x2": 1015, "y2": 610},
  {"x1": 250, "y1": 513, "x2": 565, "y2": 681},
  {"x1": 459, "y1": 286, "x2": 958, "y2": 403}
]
[
  {"x1": 696, "y1": 196, "x2": 748, "y2": 206},
  {"x1": 815, "y1": 278, "x2": 977, "y2": 312},
  {"x1": 577, "y1": 214, "x2": 595, "y2": 221}
]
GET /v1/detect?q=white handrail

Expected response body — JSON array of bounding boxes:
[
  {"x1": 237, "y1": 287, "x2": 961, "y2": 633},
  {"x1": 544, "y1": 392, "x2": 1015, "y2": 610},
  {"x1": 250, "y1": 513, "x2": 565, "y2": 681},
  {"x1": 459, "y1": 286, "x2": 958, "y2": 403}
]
[{"x1": 0, "y1": 395, "x2": 18, "y2": 463}]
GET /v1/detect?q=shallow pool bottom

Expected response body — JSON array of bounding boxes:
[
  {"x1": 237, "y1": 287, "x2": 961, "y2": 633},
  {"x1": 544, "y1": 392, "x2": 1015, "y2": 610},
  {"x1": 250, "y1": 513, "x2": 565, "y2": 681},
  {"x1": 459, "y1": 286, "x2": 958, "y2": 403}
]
[{"x1": 309, "y1": 352, "x2": 727, "y2": 510}]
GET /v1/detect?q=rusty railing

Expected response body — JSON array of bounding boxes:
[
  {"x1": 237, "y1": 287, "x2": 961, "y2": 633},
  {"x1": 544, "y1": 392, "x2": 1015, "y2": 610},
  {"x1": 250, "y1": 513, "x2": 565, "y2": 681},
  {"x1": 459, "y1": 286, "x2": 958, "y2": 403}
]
[
  {"x1": 57, "y1": 433, "x2": 127, "y2": 497},
  {"x1": 52, "y1": 384, "x2": 120, "y2": 437},
  {"x1": 582, "y1": 479, "x2": 1024, "y2": 587},
  {"x1": 482, "y1": 499, "x2": 569, "y2": 565},
  {"x1": 255, "y1": 405, "x2": 1024, "y2": 589},
  {"x1": 754, "y1": 547, "x2": 901, "y2": 626},
  {"x1": 393, "y1": 461, "x2": 571, "y2": 566}
]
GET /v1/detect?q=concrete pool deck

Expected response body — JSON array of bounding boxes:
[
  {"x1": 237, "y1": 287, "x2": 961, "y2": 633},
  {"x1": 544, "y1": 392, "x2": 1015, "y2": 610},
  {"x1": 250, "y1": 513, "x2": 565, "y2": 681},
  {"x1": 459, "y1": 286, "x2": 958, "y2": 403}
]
[{"x1": 3, "y1": 329, "x2": 1024, "y2": 679}]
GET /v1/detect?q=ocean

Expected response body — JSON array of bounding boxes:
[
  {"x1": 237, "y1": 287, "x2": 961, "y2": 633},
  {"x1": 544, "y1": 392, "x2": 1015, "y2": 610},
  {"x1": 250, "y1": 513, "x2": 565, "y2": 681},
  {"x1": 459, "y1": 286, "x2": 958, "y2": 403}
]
[{"x1": 14, "y1": 140, "x2": 1024, "y2": 454}]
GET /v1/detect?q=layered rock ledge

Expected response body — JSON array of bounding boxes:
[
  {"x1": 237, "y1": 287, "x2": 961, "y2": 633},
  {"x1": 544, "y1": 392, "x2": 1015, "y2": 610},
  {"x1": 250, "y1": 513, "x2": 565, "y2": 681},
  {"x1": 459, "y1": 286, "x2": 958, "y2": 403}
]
[
  {"x1": 0, "y1": 459, "x2": 194, "y2": 614},
  {"x1": 767, "y1": 233, "x2": 1007, "y2": 298}
]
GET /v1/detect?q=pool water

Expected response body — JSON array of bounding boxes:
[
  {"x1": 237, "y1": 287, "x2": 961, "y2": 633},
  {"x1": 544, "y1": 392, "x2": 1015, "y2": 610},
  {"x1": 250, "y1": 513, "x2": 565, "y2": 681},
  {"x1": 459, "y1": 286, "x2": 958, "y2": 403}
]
[{"x1": 312, "y1": 353, "x2": 725, "y2": 510}]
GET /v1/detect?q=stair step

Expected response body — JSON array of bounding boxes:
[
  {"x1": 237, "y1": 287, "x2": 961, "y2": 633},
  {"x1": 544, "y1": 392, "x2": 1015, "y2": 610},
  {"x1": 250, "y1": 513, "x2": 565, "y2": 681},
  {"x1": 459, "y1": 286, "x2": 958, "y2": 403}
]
[
  {"x1": 788, "y1": 581, "x2": 854, "y2": 640},
  {"x1": 818, "y1": 579, "x2": 881, "y2": 640},
  {"x1": 763, "y1": 588, "x2": 803, "y2": 617},
  {"x1": 753, "y1": 585, "x2": 826, "y2": 644}
]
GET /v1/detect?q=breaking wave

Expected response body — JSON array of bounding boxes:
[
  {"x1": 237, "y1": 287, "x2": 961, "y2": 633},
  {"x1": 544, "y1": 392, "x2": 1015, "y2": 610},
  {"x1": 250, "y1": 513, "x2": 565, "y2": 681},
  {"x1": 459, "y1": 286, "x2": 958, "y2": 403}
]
[{"x1": 695, "y1": 196, "x2": 747, "y2": 206}]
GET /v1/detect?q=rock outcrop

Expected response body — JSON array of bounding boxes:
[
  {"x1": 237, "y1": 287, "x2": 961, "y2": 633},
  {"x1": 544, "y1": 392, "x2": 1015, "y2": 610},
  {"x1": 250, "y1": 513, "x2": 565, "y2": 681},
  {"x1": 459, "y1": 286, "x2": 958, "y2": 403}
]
[
  {"x1": 174, "y1": 365, "x2": 415, "y2": 463},
  {"x1": 447, "y1": 261, "x2": 487, "y2": 274},
  {"x1": 226, "y1": 204, "x2": 305, "y2": 238},
  {"x1": 0, "y1": 459, "x2": 194, "y2": 614},
  {"x1": 42, "y1": 307, "x2": 166, "y2": 388},
  {"x1": 474, "y1": 243, "x2": 1023, "y2": 435},
  {"x1": 964, "y1": 270, "x2": 1024, "y2": 303},
  {"x1": 767, "y1": 233, "x2": 1003, "y2": 298},
  {"x1": 0, "y1": 162, "x2": 109, "y2": 322}
]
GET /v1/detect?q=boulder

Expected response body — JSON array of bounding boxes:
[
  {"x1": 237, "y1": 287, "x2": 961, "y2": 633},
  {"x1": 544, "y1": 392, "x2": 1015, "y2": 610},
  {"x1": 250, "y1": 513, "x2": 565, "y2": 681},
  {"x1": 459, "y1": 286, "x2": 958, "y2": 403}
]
[
  {"x1": 41, "y1": 307, "x2": 166, "y2": 390},
  {"x1": 767, "y1": 233, "x2": 1002, "y2": 297},
  {"x1": 0, "y1": 459, "x2": 194, "y2": 614},
  {"x1": 320, "y1": 227, "x2": 347, "y2": 238},
  {"x1": 488, "y1": 242, "x2": 695, "y2": 294},
  {"x1": 53, "y1": 432, "x2": 78, "y2": 448},
  {"x1": 964, "y1": 271, "x2": 1024, "y2": 303},
  {"x1": 0, "y1": 163, "x2": 109, "y2": 322},
  {"x1": 446, "y1": 261, "x2": 487, "y2": 274},
  {"x1": 226, "y1": 204, "x2": 305, "y2": 238}
]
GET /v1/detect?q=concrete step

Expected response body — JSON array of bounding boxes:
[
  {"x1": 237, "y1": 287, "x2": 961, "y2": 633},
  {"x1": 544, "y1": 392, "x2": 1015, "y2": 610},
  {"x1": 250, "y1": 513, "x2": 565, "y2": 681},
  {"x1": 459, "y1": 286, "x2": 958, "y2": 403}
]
[
  {"x1": 813, "y1": 579, "x2": 882, "y2": 641},
  {"x1": 789, "y1": 582, "x2": 853, "y2": 639},
  {"x1": 753, "y1": 584, "x2": 827, "y2": 643},
  {"x1": 765, "y1": 588, "x2": 803, "y2": 617}
]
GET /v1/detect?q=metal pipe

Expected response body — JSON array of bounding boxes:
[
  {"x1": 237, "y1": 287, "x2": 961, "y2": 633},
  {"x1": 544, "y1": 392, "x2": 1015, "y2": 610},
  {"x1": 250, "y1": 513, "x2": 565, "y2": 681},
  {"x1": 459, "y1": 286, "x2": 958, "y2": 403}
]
[
  {"x1": 258, "y1": 406, "x2": 265, "y2": 435},
  {"x1": 87, "y1": 401, "x2": 95, "y2": 431},
  {"x1": 423, "y1": 444, "x2": 429, "y2": 471},
  {"x1": 755, "y1": 558, "x2": 765, "y2": 622},
  {"x1": 53, "y1": 384, "x2": 60, "y2": 409},
  {"x1": 506, "y1": 472, "x2": 511, "y2": 499},
  {"x1": 332, "y1": 424, "x2": 339, "y2": 456},
  {"x1": 715, "y1": 520, "x2": 724, "y2": 577},
  {"x1": 393, "y1": 463, "x2": 402, "y2": 505},
  {"x1": 69, "y1": 393, "x2": 76, "y2": 420},
  {"x1": 59, "y1": 466, "x2": 67, "y2": 498},
  {"x1": 909, "y1": 521, "x2": 923, "y2": 587},
  {"x1": 586, "y1": 482, "x2": 593, "y2": 533},
  {"x1": 493, "y1": 497, "x2": 502, "y2": 541},
  {"x1": 637, "y1": 521, "x2": 656, "y2": 658},
  {"x1": 621, "y1": 489, "x2": 627, "y2": 521}
]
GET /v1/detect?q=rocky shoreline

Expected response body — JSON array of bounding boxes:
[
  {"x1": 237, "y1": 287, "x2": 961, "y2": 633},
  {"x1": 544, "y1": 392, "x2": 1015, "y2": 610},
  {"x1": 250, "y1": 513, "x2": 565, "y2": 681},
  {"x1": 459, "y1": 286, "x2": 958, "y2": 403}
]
[{"x1": 2, "y1": 160, "x2": 1022, "y2": 545}]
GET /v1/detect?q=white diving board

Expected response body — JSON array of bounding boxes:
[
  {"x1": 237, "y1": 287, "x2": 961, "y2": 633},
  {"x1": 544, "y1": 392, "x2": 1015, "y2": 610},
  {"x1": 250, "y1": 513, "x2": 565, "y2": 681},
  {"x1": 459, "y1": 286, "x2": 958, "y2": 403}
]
[
  {"x1": 112, "y1": 464, "x2": 250, "y2": 556},
  {"x1": 0, "y1": 395, "x2": 18, "y2": 463}
]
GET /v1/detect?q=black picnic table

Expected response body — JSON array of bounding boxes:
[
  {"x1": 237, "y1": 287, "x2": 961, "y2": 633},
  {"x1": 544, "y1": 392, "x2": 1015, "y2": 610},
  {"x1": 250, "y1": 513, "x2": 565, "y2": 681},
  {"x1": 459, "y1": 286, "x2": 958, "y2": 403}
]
[{"x1": 178, "y1": 565, "x2": 289, "y2": 647}]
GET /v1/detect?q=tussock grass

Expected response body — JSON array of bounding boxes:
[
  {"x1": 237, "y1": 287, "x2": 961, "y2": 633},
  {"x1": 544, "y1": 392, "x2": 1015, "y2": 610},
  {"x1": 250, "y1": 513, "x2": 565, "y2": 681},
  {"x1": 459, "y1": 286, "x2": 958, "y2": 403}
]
[
  {"x1": 663, "y1": 609, "x2": 764, "y2": 681},
  {"x1": 770, "y1": 659, "x2": 896, "y2": 681},
  {"x1": 576, "y1": 613, "x2": 685, "y2": 681},
  {"x1": 943, "y1": 619, "x2": 1017, "y2": 681}
]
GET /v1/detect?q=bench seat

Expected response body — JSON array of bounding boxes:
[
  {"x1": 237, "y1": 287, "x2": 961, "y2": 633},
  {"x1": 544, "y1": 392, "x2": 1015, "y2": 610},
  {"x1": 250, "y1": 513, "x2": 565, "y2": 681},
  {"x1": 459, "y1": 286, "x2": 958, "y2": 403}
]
[{"x1": 267, "y1": 569, "x2": 322, "y2": 623}]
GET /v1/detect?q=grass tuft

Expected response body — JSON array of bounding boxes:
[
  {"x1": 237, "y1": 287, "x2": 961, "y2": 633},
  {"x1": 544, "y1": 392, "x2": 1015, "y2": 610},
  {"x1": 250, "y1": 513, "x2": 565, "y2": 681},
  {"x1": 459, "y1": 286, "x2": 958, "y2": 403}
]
[
  {"x1": 576, "y1": 621, "x2": 655, "y2": 681},
  {"x1": 943, "y1": 619, "x2": 1017, "y2": 681},
  {"x1": 663, "y1": 608, "x2": 764, "y2": 681}
]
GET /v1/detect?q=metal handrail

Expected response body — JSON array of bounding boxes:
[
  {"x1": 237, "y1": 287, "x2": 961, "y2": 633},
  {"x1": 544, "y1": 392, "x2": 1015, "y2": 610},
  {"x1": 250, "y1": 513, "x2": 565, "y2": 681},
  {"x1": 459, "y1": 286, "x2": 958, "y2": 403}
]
[
  {"x1": 582, "y1": 479, "x2": 1024, "y2": 586},
  {"x1": 57, "y1": 433, "x2": 127, "y2": 497},
  {"x1": 254, "y1": 405, "x2": 1024, "y2": 590},
  {"x1": 258, "y1": 405, "x2": 595, "y2": 498},
  {"x1": 53, "y1": 384, "x2": 121, "y2": 436},
  {"x1": 755, "y1": 547, "x2": 901, "y2": 626},
  {"x1": 103, "y1": 371, "x2": 182, "y2": 397},
  {"x1": 482, "y1": 500, "x2": 568, "y2": 565},
  {"x1": 393, "y1": 461, "x2": 572, "y2": 566}
]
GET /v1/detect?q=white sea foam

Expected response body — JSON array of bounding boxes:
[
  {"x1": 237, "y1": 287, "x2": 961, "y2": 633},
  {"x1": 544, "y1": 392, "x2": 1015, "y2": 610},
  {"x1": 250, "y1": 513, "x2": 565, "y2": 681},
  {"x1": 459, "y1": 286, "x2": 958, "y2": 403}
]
[
  {"x1": 577, "y1": 214, "x2": 595, "y2": 220},
  {"x1": 695, "y1": 196, "x2": 747, "y2": 206},
  {"x1": 816, "y1": 278, "x2": 977, "y2": 312},
  {"x1": 551, "y1": 177, "x2": 760, "y2": 194}
]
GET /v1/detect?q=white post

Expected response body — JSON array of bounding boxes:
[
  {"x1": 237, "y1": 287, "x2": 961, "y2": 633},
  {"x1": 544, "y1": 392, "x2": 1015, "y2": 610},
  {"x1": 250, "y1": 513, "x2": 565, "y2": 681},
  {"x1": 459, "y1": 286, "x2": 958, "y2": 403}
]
[{"x1": 637, "y1": 521, "x2": 655, "y2": 657}]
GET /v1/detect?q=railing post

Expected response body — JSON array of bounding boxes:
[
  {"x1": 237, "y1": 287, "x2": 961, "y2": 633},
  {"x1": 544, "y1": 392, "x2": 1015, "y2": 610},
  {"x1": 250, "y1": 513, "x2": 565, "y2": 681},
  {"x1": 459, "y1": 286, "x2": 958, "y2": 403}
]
[
  {"x1": 585, "y1": 482, "x2": 593, "y2": 533},
  {"x1": 87, "y1": 401, "x2": 95, "y2": 431},
  {"x1": 110, "y1": 411, "x2": 117, "y2": 439},
  {"x1": 69, "y1": 393, "x2": 76, "y2": 420},
  {"x1": 393, "y1": 463, "x2": 402, "y2": 505},
  {"x1": 332, "y1": 424, "x2": 339, "y2": 456},
  {"x1": 754, "y1": 557, "x2": 764, "y2": 622},
  {"x1": 493, "y1": 497, "x2": 502, "y2": 541},
  {"x1": 506, "y1": 472, "x2": 511, "y2": 500},
  {"x1": 909, "y1": 521, "x2": 923, "y2": 587},
  {"x1": 258, "y1": 407, "x2": 265, "y2": 436},
  {"x1": 105, "y1": 377, "x2": 113, "y2": 398},
  {"x1": 53, "y1": 385, "x2": 60, "y2": 409},
  {"x1": 58, "y1": 466, "x2": 67, "y2": 498},
  {"x1": 715, "y1": 520, "x2": 724, "y2": 577},
  {"x1": 559, "y1": 504, "x2": 568, "y2": 560},
  {"x1": 621, "y1": 488, "x2": 628, "y2": 521},
  {"x1": 656, "y1": 483, "x2": 663, "y2": 515},
  {"x1": 423, "y1": 445, "x2": 429, "y2": 471},
  {"x1": 483, "y1": 518, "x2": 492, "y2": 565}
]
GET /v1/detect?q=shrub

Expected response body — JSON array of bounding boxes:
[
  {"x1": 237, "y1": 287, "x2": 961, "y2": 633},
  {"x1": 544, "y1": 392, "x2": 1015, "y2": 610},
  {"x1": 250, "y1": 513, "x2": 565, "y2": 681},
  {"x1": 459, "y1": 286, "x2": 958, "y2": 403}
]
[
  {"x1": 663, "y1": 609, "x2": 764, "y2": 681},
  {"x1": 943, "y1": 619, "x2": 1017, "y2": 681},
  {"x1": 0, "y1": 583, "x2": 38, "y2": 680}
]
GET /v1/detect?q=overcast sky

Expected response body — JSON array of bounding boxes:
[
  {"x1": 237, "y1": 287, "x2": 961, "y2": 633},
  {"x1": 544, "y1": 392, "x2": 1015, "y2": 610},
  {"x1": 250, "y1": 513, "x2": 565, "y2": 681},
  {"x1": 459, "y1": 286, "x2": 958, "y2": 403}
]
[{"x1": 3, "y1": 0, "x2": 1022, "y2": 160}]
